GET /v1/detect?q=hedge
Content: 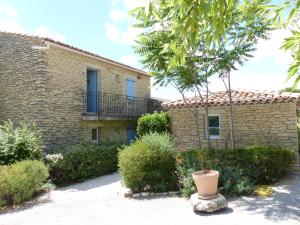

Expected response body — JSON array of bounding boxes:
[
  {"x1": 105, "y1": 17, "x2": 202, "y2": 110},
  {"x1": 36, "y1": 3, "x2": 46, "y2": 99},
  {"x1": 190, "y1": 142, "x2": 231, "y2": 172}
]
[
  {"x1": 45, "y1": 143, "x2": 121, "y2": 185},
  {"x1": 137, "y1": 112, "x2": 171, "y2": 137},
  {"x1": 0, "y1": 160, "x2": 49, "y2": 207},
  {"x1": 176, "y1": 146, "x2": 296, "y2": 196}
]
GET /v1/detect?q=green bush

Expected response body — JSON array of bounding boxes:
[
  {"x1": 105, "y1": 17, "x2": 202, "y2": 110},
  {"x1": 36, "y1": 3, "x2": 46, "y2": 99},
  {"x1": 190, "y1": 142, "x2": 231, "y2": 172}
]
[
  {"x1": 0, "y1": 160, "x2": 49, "y2": 206},
  {"x1": 137, "y1": 112, "x2": 171, "y2": 137},
  {"x1": 45, "y1": 143, "x2": 121, "y2": 185},
  {"x1": 0, "y1": 121, "x2": 43, "y2": 165},
  {"x1": 118, "y1": 133, "x2": 177, "y2": 192},
  {"x1": 176, "y1": 146, "x2": 295, "y2": 197}
]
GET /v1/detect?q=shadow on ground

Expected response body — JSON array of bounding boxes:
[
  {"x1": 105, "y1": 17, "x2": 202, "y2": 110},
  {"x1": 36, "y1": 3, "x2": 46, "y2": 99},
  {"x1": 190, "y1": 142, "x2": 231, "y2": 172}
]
[
  {"x1": 231, "y1": 173, "x2": 300, "y2": 222},
  {"x1": 60, "y1": 172, "x2": 121, "y2": 192},
  {"x1": 0, "y1": 192, "x2": 53, "y2": 215}
]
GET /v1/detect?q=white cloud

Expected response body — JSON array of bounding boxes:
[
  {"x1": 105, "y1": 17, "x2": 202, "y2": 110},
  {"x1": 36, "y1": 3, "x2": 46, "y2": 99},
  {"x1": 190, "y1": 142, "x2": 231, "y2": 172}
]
[
  {"x1": 121, "y1": 0, "x2": 148, "y2": 10},
  {"x1": 105, "y1": 22, "x2": 121, "y2": 42},
  {"x1": 0, "y1": 4, "x2": 17, "y2": 17},
  {"x1": 207, "y1": 71, "x2": 293, "y2": 93},
  {"x1": 0, "y1": 5, "x2": 65, "y2": 42},
  {"x1": 109, "y1": 9, "x2": 127, "y2": 22},
  {"x1": 105, "y1": 22, "x2": 141, "y2": 44},
  {"x1": 120, "y1": 54, "x2": 139, "y2": 67},
  {"x1": 106, "y1": 0, "x2": 146, "y2": 45},
  {"x1": 0, "y1": 17, "x2": 27, "y2": 33},
  {"x1": 34, "y1": 26, "x2": 66, "y2": 42},
  {"x1": 120, "y1": 26, "x2": 141, "y2": 44},
  {"x1": 252, "y1": 29, "x2": 292, "y2": 65},
  {"x1": 0, "y1": 4, "x2": 23, "y2": 33}
]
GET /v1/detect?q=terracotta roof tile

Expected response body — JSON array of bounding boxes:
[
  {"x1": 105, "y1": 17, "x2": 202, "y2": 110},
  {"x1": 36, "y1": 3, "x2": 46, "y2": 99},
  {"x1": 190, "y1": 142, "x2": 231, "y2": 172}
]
[{"x1": 162, "y1": 90, "x2": 300, "y2": 109}]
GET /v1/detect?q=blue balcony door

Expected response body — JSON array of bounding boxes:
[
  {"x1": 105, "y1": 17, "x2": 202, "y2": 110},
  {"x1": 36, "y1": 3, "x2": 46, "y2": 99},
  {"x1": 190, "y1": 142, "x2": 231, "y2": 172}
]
[
  {"x1": 126, "y1": 77, "x2": 136, "y2": 98},
  {"x1": 87, "y1": 70, "x2": 98, "y2": 113},
  {"x1": 127, "y1": 126, "x2": 136, "y2": 143}
]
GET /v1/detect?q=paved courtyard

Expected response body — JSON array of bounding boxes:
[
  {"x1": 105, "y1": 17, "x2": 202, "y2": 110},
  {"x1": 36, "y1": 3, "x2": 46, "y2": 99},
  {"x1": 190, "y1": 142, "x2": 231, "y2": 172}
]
[{"x1": 0, "y1": 173, "x2": 299, "y2": 225}]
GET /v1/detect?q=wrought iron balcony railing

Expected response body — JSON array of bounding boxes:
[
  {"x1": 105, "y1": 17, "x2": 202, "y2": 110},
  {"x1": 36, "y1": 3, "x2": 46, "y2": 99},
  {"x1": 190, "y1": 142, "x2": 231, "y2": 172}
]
[{"x1": 82, "y1": 92, "x2": 159, "y2": 119}]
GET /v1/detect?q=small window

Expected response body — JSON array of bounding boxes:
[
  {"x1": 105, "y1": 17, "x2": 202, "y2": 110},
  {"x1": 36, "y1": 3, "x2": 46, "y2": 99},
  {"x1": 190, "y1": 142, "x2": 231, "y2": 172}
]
[
  {"x1": 207, "y1": 115, "x2": 220, "y2": 139},
  {"x1": 115, "y1": 127, "x2": 121, "y2": 135},
  {"x1": 91, "y1": 128, "x2": 98, "y2": 143},
  {"x1": 115, "y1": 74, "x2": 121, "y2": 83}
]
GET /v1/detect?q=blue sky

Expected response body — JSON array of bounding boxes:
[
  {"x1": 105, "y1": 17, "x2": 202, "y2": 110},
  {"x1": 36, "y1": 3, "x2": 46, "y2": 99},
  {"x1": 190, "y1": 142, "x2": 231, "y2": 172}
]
[{"x1": 0, "y1": 0, "x2": 295, "y2": 100}]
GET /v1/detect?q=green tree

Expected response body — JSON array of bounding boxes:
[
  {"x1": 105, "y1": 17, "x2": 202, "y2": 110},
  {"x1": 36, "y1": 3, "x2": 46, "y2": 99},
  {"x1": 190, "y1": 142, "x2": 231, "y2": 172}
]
[
  {"x1": 280, "y1": 1, "x2": 300, "y2": 88},
  {"x1": 133, "y1": 0, "x2": 272, "y2": 148}
]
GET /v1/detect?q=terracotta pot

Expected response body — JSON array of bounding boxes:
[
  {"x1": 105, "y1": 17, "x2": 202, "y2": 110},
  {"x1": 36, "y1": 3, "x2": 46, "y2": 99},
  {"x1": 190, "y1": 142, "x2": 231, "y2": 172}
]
[{"x1": 192, "y1": 170, "x2": 219, "y2": 199}]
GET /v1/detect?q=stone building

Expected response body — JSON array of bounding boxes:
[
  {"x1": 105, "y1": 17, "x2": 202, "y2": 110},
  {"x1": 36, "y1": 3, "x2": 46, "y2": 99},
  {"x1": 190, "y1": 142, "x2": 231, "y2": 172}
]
[
  {"x1": 0, "y1": 32, "x2": 157, "y2": 150},
  {"x1": 162, "y1": 90, "x2": 300, "y2": 153}
]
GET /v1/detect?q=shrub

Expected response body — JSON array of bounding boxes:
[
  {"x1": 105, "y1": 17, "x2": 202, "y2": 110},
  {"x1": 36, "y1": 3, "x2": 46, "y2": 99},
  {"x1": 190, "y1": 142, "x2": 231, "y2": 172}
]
[
  {"x1": 118, "y1": 133, "x2": 177, "y2": 192},
  {"x1": 0, "y1": 160, "x2": 49, "y2": 206},
  {"x1": 176, "y1": 146, "x2": 295, "y2": 197},
  {"x1": 0, "y1": 121, "x2": 43, "y2": 165},
  {"x1": 137, "y1": 112, "x2": 171, "y2": 137},
  {"x1": 46, "y1": 143, "x2": 121, "y2": 185}
]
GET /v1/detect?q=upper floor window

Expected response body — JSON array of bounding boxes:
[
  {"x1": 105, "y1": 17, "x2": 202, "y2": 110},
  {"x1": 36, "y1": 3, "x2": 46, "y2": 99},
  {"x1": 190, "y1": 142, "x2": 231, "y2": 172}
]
[
  {"x1": 115, "y1": 74, "x2": 121, "y2": 84},
  {"x1": 206, "y1": 115, "x2": 220, "y2": 139},
  {"x1": 126, "y1": 77, "x2": 136, "y2": 99}
]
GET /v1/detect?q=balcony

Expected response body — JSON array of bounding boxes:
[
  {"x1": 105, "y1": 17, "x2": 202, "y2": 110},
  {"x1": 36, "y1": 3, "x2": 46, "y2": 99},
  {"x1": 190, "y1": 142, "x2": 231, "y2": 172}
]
[{"x1": 82, "y1": 92, "x2": 160, "y2": 120}]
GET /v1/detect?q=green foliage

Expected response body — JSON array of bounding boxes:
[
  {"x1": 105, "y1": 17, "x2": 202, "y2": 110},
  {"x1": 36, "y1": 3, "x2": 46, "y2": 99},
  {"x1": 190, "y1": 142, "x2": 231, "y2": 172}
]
[
  {"x1": 217, "y1": 167, "x2": 254, "y2": 196},
  {"x1": 0, "y1": 160, "x2": 49, "y2": 206},
  {"x1": 280, "y1": 0, "x2": 300, "y2": 88},
  {"x1": 118, "y1": 133, "x2": 177, "y2": 192},
  {"x1": 0, "y1": 120, "x2": 43, "y2": 165},
  {"x1": 45, "y1": 143, "x2": 121, "y2": 185},
  {"x1": 281, "y1": 87, "x2": 300, "y2": 93},
  {"x1": 176, "y1": 146, "x2": 295, "y2": 197},
  {"x1": 133, "y1": 0, "x2": 273, "y2": 81},
  {"x1": 137, "y1": 112, "x2": 171, "y2": 137},
  {"x1": 131, "y1": 0, "x2": 277, "y2": 67}
]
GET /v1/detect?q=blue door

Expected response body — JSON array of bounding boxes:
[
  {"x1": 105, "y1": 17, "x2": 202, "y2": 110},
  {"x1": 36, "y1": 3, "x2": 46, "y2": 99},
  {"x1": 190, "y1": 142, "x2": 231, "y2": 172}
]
[
  {"x1": 127, "y1": 126, "x2": 136, "y2": 143},
  {"x1": 87, "y1": 70, "x2": 98, "y2": 113},
  {"x1": 126, "y1": 77, "x2": 136, "y2": 98}
]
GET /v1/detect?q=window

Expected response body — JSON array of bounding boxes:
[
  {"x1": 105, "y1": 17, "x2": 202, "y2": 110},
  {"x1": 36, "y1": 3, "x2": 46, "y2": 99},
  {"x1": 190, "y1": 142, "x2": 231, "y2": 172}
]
[
  {"x1": 126, "y1": 77, "x2": 136, "y2": 99},
  {"x1": 115, "y1": 74, "x2": 121, "y2": 83},
  {"x1": 206, "y1": 115, "x2": 220, "y2": 139},
  {"x1": 115, "y1": 127, "x2": 121, "y2": 135},
  {"x1": 91, "y1": 128, "x2": 99, "y2": 143}
]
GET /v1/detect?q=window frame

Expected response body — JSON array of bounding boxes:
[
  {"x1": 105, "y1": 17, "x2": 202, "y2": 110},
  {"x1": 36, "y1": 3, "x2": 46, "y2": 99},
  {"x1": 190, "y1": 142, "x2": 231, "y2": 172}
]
[
  {"x1": 91, "y1": 128, "x2": 99, "y2": 143},
  {"x1": 126, "y1": 75, "x2": 136, "y2": 100},
  {"x1": 115, "y1": 74, "x2": 121, "y2": 84},
  {"x1": 205, "y1": 114, "x2": 221, "y2": 140}
]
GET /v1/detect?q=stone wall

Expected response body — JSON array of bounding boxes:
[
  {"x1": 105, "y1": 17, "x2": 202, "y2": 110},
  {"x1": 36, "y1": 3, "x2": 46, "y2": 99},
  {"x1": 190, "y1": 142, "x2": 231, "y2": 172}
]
[
  {"x1": 0, "y1": 33, "x2": 50, "y2": 148},
  {"x1": 43, "y1": 45, "x2": 150, "y2": 148},
  {"x1": 82, "y1": 120, "x2": 137, "y2": 143},
  {"x1": 167, "y1": 102, "x2": 299, "y2": 152},
  {"x1": 0, "y1": 33, "x2": 150, "y2": 149}
]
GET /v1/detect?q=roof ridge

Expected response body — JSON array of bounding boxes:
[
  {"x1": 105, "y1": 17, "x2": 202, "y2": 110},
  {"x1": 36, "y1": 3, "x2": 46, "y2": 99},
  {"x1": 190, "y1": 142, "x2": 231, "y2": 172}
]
[
  {"x1": 0, "y1": 30, "x2": 149, "y2": 76},
  {"x1": 162, "y1": 89, "x2": 300, "y2": 109}
]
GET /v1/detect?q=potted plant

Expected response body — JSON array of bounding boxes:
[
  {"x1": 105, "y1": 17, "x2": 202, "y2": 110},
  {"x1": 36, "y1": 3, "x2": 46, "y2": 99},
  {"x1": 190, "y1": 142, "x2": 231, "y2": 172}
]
[{"x1": 192, "y1": 169, "x2": 219, "y2": 199}]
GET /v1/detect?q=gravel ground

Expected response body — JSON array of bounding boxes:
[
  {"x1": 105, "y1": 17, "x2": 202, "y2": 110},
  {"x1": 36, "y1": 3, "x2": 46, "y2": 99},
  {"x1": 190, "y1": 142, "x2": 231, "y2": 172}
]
[{"x1": 0, "y1": 172, "x2": 299, "y2": 225}]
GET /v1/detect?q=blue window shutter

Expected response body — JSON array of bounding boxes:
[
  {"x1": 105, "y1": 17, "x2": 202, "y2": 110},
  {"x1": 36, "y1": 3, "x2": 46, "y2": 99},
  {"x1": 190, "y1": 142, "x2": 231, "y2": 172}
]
[{"x1": 126, "y1": 78, "x2": 136, "y2": 98}]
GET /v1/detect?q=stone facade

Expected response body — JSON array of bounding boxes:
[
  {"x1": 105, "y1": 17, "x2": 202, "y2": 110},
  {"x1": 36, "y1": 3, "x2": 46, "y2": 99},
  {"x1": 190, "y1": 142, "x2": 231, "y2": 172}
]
[
  {"x1": 167, "y1": 102, "x2": 299, "y2": 152},
  {"x1": 0, "y1": 32, "x2": 151, "y2": 150}
]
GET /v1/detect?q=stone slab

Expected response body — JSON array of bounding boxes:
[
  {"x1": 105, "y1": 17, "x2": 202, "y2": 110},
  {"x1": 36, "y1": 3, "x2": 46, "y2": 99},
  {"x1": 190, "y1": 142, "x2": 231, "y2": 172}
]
[{"x1": 190, "y1": 193, "x2": 228, "y2": 212}]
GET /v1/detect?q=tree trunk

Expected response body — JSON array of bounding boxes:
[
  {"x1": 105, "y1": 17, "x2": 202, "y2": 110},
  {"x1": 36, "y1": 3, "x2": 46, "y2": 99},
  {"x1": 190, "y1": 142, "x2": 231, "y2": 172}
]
[
  {"x1": 227, "y1": 72, "x2": 234, "y2": 149},
  {"x1": 195, "y1": 109, "x2": 201, "y2": 148},
  {"x1": 205, "y1": 77, "x2": 211, "y2": 149}
]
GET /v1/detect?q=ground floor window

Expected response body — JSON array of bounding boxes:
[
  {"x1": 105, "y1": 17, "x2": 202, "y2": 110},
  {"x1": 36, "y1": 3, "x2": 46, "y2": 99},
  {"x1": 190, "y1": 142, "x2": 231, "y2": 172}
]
[
  {"x1": 91, "y1": 128, "x2": 99, "y2": 143},
  {"x1": 206, "y1": 115, "x2": 220, "y2": 139}
]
